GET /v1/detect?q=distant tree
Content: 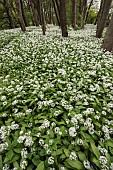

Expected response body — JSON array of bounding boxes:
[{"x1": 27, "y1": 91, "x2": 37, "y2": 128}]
[
  {"x1": 29, "y1": 0, "x2": 39, "y2": 26},
  {"x1": 71, "y1": 0, "x2": 76, "y2": 29},
  {"x1": 1, "y1": 0, "x2": 15, "y2": 28},
  {"x1": 59, "y1": 0, "x2": 68, "y2": 37},
  {"x1": 96, "y1": 0, "x2": 112, "y2": 38},
  {"x1": 52, "y1": 0, "x2": 60, "y2": 26},
  {"x1": 85, "y1": 0, "x2": 93, "y2": 23},
  {"x1": 102, "y1": 12, "x2": 113, "y2": 52}
]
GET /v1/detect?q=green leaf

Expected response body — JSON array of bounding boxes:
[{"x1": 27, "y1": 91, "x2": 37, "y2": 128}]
[
  {"x1": 32, "y1": 156, "x2": 40, "y2": 166},
  {"x1": 106, "y1": 140, "x2": 113, "y2": 148},
  {"x1": 65, "y1": 159, "x2": 84, "y2": 170},
  {"x1": 9, "y1": 154, "x2": 20, "y2": 163},
  {"x1": 64, "y1": 148, "x2": 70, "y2": 157},
  {"x1": 36, "y1": 161, "x2": 44, "y2": 170},
  {"x1": 13, "y1": 161, "x2": 19, "y2": 169},
  {"x1": 78, "y1": 151, "x2": 87, "y2": 162},
  {"x1": 0, "y1": 155, "x2": 2, "y2": 170},
  {"x1": 90, "y1": 143, "x2": 100, "y2": 159},
  {"x1": 56, "y1": 149, "x2": 63, "y2": 155},
  {"x1": 27, "y1": 164, "x2": 34, "y2": 170},
  {"x1": 14, "y1": 148, "x2": 22, "y2": 153},
  {"x1": 91, "y1": 156, "x2": 100, "y2": 168},
  {"x1": 4, "y1": 150, "x2": 14, "y2": 163}
]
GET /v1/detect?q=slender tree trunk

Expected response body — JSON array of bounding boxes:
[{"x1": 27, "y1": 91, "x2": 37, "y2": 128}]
[
  {"x1": 52, "y1": 0, "x2": 60, "y2": 26},
  {"x1": 15, "y1": 0, "x2": 26, "y2": 31},
  {"x1": 81, "y1": 0, "x2": 87, "y2": 28},
  {"x1": 49, "y1": 1, "x2": 52, "y2": 24},
  {"x1": 72, "y1": 0, "x2": 76, "y2": 29},
  {"x1": 96, "y1": 0, "x2": 112, "y2": 38},
  {"x1": 20, "y1": 0, "x2": 28, "y2": 27},
  {"x1": 85, "y1": 0, "x2": 93, "y2": 23},
  {"x1": 59, "y1": 0, "x2": 68, "y2": 37},
  {"x1": 40, "y1": 0, "x2": 46, "y2": 35},
  {"x1": 4, "y1": 0, "x2": 15, "y2": 28},
  {"x1": 102, "y1": 13, "x2": 113, "y2": 52},
  {"x1": 29, "y1": 0, "x2": 39, "y2": 26}
]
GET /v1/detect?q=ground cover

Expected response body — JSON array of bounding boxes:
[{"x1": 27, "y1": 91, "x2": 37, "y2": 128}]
[{"x1": 0, "y1": 25, "x2": 113, "y2": 170}]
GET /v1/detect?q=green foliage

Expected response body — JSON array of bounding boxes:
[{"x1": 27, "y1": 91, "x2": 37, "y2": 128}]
[{"x1": 0, "y1": 25, "x2": 113, "y2": 169}]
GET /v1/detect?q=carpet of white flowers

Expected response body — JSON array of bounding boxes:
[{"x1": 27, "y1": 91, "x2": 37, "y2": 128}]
[{"x1": 0, "y1": 25, "x2": 113, "y2": 170}]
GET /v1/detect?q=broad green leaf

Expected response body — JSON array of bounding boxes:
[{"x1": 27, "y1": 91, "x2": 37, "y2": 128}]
[
  {"x1": 64, "y1": 148, "x2": 70, "y2": 157},
  {"x1": 4, "y1": 150, "x2": 14, "y2": 163},
  {"x1": 78, "y1": 151, "x2": 87, "y2": 162},
  {"x1": 13, "y1": 161, "x2": 19, "y2": 169},
  {"x1": 32, "y1": 156, "x2": 40, "y2": 166},
  {"x1": 106, "y1": 140, "x2": 113, "y2": 148},
  {"x1": 90, "y1": 143, "x2": 100, "y2": 159},
  {"x1": 36, "y1": 161, "x2": 44, "y2": 170},
  {"x1": 9, "y1": 154, "x2": 20, "y2": 163},
  {"x1": 65, "y1": 159, "x2": 84, "y2": 170},
  {"x1": 14, "y1": 148, "x2": 22, "y2": 153},
  {"x1": 56, "y1": 149, "x2": 63, "y2": 155}
]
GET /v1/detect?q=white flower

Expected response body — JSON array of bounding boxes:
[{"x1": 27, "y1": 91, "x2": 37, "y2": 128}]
[
  {"x1": 69, "y1": 151, "x2": 77, "y2": 160},
  {"x1": 21, "y1": 148, "x2": 28, "y2": 158},
  {"x1": 54, "y1": 127, "x2": 60, "y2": 134},
  {"x1": 69, "y1": 127, "x2": 77, "y2": 137},
  {"x1": 2, "y1": 164, "x2": 10, "y2": 170},
  {"x1": 12, "y1": 100, "x2": 18, "y2": 105},
  {"x1": 83, "y1": 160, "x2": 91, "y2": 169},
  {"x1": 39, "y1": 139, "x2": 44, "y2": 146},
  {"x1": 99, "y1": 156, "x2": 107, "y2": 165},
  {"x1": 49, "y1": 139, "x2": 53, "y2": 145},
  {"x1": 17, "y1": 136, "x2": 25, "y2": 143},
  {"x1": 3, "y1": 101, "x2": 7, "y2": 106},
  {"x1": 1, "y1": 96, "x2": 6, "y2": 101},
  {"x1": 77, "y1": 138, "x2": 83, "y2": 145},
  {"x1": 110, "y1": 163, "x2": 113, "y2": 170},
  {"x1": 25, "y1": 136, "x2": 34, "y2": 147},
  {"x1": 48, "y1": 156, "x2": 54, "y2": 165},
  {"x1": 51, "y1": 122, "x2": 56, "y2": 127},
  {"x1": 20, "y1": 160, "x2": 27, "y2": 169}
]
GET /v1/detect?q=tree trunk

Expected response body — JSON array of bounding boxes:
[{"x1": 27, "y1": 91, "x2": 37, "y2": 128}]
[
  {"x1": 20, "y1": 0, "x2": 28, "y2": 27},
  {"x1": 4, "y1": 0, "x2": 15, "y2": 28},
  {"x1": 15, "y1": 0, "x2": 26, "y2": 31},
  {"x1": 81, "y1": 0, "x2": 87, "y2": 28},
  {"x1": 59, "y1": 0, "x2": 68, "y2": 37},
  {"x1": 72, "y1": 0, "x2": 76, "y2": 29},
  {"x1": 102, "y1": 13, "x2": 113, "y2": 52},
  {"x1": 29, "y1": 0, "x2": 39, "y2": 26},
  {"x1": 52, "y1": 0, "x2": 60, "y2": 26},
  {"x1": 85, "y1": 0, "x2": 93, "y2": 23},
  {"x1": 96, "y1": 0, "x2": 112, "y2": 38},
  {"x1": 40, "y1": 0, "x2": 46, "y2": 35}
]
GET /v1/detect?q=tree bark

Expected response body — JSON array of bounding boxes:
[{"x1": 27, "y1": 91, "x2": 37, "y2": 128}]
[
  {"x1": 102, "y1": 13, "x2": 113, "y2": 52},
  {"x1": 39, "y1": 0, "x2": 46, "y2": 35},
  {"x1": 72, "y1": 0, "x2": 76, "y2": 29},
  {"x1": 52, "y1": 0, "x2": 60, "y2": 26},
  {"x1": 96, "y1": 0, "x2": 112, "y2": 38},
  {"x1": 59, "y1": 0, "x2": 68, "y2": 37},
  {"x1": 4, "y1": 0, "x2": 15, "y2": 28},
  {"x1": 20, "y1": 0, "x2": 28, "y2": 27},
  {"x1": 15, "y1": 0, "x2": 26, "y2": 31}
]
